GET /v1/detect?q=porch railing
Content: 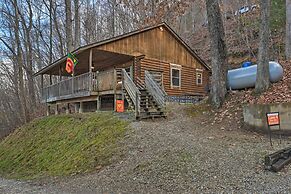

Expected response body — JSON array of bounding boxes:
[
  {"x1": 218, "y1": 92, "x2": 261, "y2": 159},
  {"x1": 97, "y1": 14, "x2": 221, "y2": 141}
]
[
  {"x1": 122, "y1": 69, "x2": 141, "y2": 116},
  {"x1": 145, "y1": 70, "x2": 166, "y2": 108},
  {"x1": 41, "y1": 69, "x2": 115, "y2": 103},
  {"x1": 41, "y1": 72, "x2": 93, "y2": 102}
]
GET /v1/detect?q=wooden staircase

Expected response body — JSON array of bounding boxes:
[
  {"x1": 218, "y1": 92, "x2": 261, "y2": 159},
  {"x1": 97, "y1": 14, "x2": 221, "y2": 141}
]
[
  {"x1": 139, "y1": 88, "x2": 165, "y2": 119},
  {"x1": 121, "y1": 69, "x2": 166, "y2": 119}
]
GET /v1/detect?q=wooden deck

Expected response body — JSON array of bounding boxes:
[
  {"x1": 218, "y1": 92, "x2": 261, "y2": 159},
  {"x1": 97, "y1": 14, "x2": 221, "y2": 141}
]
[{"x1": 41, "y1": 69, "x2": 121, "y2": 103}]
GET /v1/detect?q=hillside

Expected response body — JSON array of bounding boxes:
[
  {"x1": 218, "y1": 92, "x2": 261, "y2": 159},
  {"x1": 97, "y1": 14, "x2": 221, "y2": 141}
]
[
  {"x1": 191, "y1": 0, "x2": 285, "y2": 67},
  {"x1": 0, "y1": 113, "x2": 129, "y2": 179},
  {"x1": 1, "y1": 104, "x2": 291, "y2": 193}
]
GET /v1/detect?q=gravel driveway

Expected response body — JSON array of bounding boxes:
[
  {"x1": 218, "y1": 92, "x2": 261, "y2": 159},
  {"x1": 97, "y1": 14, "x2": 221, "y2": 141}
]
[{"x1": 1, "y1": 104, "x2": 291, "y2": 193}]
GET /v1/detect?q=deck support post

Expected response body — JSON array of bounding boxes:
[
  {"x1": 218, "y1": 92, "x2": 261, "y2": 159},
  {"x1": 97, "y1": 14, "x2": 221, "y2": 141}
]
[
  {"x1": 113, "y1": 68, "x2": 117, "y2": 111},
  {"x1": 47, "y1": 105, "x2": 50, "y2": 116},
  {"x1": 79, "y1": 102, "x2": 84, "y2": 113},
  {"x1": 65, "y1": 103, "x2": 70, "y2": 114},
  {"x1": 74, "y1": 103, "x2": 79, "y2": 113},
  {"x1": 135, "y1": 91, "x2": 139, "y2": 119},
  {"x1": 96, "y1": 96, "x2": 101, "y2": 111},
  {"x1": 55, "y1": 104, "x2": 59, "y2": 115},
  {"x1": 121, "y1": 71, "x2": 124, "y2": 103}
]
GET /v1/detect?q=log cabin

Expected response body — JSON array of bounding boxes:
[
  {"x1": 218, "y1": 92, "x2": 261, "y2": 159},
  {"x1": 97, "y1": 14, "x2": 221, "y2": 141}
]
[{"x1": 34, "y1": 22, "x2": 211, "y2": 119}]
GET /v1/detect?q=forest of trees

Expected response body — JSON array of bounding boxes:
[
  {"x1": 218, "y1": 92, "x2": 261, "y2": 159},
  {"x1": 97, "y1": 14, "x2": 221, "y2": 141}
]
[
  {"x1": 0, "y1": 0, "x2": 286, "y2": 133},
  {"x1": 0, "y1": 0, "x2": 199, "y2": 131}
]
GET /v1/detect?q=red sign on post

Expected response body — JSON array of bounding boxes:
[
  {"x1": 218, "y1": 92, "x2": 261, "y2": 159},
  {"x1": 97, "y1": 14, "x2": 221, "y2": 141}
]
[
  {"x1": 116, "y1": 100, "x2": 124, "y2": 112},
  {"x1": 266, "y1": 112, "x2": 280, "y2": 126}
]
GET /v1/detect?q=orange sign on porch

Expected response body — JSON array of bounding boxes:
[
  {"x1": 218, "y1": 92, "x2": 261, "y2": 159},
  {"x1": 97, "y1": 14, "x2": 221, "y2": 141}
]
[
  {"x1": 266, "y1": 112, "x2": 280, "y2": 126},
  {"x1": 116, "y1": 100, "x2": 124, "y2": 112}
]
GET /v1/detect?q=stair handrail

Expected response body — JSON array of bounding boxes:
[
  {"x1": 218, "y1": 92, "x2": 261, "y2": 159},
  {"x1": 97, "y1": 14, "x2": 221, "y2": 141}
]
[
  {"x1": 122, "y1": 69, "x2": 141, "y2": 115},
  {"x1": 145, "y1": 70, "x2": 167, "y2": 108}
]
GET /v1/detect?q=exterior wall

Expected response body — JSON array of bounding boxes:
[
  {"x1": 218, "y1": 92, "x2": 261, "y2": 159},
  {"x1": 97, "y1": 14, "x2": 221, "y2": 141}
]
[
  {"x1": 96, "y1": 27, "x2": 208, "y2": 70},
  {"x1": 243, "y1": 103, "x2": 291, "y2": 135},
  {"x1": 139, "y1": 58, "x2": 209, "y2": 96},
  {"x1": 95, "y1": 26, "x2": 210, "y2": 97}
]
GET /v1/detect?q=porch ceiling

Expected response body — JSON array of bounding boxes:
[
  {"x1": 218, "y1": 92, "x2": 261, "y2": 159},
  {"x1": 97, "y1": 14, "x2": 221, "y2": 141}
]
[{"x1": 36, "y1": 48, "x2": 134, "y2": 76}]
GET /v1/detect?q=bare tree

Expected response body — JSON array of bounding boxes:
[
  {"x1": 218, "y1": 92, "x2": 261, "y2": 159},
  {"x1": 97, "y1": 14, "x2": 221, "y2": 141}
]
[
  {"x1": 74, "y1": 0, "x2": 81, "y2": 48},
  {"x1": 13, "y1": 0, "x2": 30, "y2": 122},
  {"x1": 255, "y1": 0, "x2": 270, "y2": 94},
  {"x1": 19, "y1": 0, "x2": 36, "y2": 112},
  {"x1": 65, "y1": 0, "x2": 73, "y2": 52},
  {"x1": 206, "y1": 0, "x2": 228, "y2": 108}
]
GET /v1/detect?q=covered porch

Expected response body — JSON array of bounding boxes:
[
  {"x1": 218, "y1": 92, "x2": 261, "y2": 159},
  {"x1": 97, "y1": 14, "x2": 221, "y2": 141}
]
[
  {"x1": 36, "y1": 48, "x2": 139, "y2": 113},
  {"x1": 35, "y1": 45, "x2": 166, "y2": 119},
  {"x1": 36, "y1": 48, "x2": 136, "y2": 103}
]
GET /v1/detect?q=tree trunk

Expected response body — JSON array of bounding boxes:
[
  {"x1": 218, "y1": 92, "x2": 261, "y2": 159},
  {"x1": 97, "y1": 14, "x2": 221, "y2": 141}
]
[
  {"x1": 255, "y1": 0, "x2": 270, "y2": 94},
  {"x1": 206, "y1": 0, "x2": 228, "y2": 108},
  {"x1": 13, "y1": 0, "x2": 29, "y2": 123},
  {"x1": 286, "y1": 0, "x2": 291, "y2": 59},
  {"x1": 53, "y1": 2, "x2": 65, "y2": 56},
  {"x1": 74, "y1": 0, "x2": 81, "y2": 49},
  {"x1": 110, "y1": 0, "x2": 116, "y2": 37},
  {"x1": 23, "y1": 0, "x2": 36, "y2": 113},
  {"x1": 49, "y1": 0, "x2": 53, "y2": 63},
  {"x1": 65, "y1": 0, "x2": 73, "y2": 52}
]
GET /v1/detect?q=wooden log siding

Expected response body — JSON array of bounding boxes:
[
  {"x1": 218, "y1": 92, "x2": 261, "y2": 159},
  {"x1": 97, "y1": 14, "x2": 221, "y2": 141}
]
[
  {"x1": 96, "y1": 70, "x2": 115, "y2": 92},
  {"x1": 145, "y1": 70, "x2": 166, "y2": 108},
  {"x1": 96, "y1": 27, "x2": 206, "y2": 70},
  {"x1": 139, "y1": 58, "x2": 209, "y2": 96}
]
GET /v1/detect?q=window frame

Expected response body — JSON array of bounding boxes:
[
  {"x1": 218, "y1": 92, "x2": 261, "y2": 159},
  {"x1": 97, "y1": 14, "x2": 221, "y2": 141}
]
[
  {"x1": 196, "y1": 69, "x2": 203, "y2": 85},
  {"x1": 170, "y1": 64, "x2": 182, "y2": 88}
]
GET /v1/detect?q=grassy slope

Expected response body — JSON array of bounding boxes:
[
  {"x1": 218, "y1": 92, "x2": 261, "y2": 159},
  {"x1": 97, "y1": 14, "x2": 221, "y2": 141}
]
[{"x1": 0, "y1": 113, "x2": 129, "y2": 179}]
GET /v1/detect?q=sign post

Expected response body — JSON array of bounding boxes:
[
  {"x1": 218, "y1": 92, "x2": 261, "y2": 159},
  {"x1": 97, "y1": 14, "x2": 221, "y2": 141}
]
[{"x1": 266, "y1": 112, "x2": 280, "y2": 147}]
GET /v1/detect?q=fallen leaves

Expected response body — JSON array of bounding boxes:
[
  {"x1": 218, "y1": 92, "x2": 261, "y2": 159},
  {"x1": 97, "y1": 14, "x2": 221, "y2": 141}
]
[{"x1": 212, "y1": 60, "x2": 291, "y2": 127}]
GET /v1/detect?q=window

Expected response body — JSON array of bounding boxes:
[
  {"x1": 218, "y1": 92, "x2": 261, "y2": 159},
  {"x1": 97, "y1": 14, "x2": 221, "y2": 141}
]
[
  {"x1": 196, "y1": 71, "x2": 203, "y2": 85},
  {"x1": 170, "y1": 64, "x2": 181, "y2": 88}
]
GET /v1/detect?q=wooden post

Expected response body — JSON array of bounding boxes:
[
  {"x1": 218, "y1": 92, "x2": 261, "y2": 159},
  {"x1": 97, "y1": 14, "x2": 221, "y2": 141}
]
[
  {"x1": 96, "y1": 96, "x2": 101, "y2": 111},
  {"x1": 135, "y1": 91, "x2": 139, "y2": 119},
  {"x1": 47, "y1": 105, "x2": 50, "y2": 116},
  {"x1": 96, "y1": 71, "x2": 99, "y2": 91},
  {"x1": 59, "y1": 65, "x2": 62, "y2": 81},
  {"x1": 130, "y1": 64, "x2": 134, "y2": 79},
  {"x1": 121, "y1": 71, "x2": 125, "y2": 103},
  {"x1": 89, "y1": 48, "x2": 93, "y2": 91},
  {"x1": 49, "y1": 73, "x2": 52, "y2": 85},
  {"x1": 41, "y1": 74, "x2": 44, "y2": 90},
  {"x1": 113, "y1": 68, "x2": 117, "y2": 111},
  {"x1": 79, "y1": 102, "x2": 84, "y2": 113},
  {"x1": 72, "y1": 76, "x2": 74, "y2": 94},
  {"x1": 41, "y1": 74, "x2": 44, "y2": 100},
  {"x1": 66, "y1": 103, "x2": 70, "y2": 114},
  {"x1": 55, "y1": 104, "x2": 59, "y2": 115},
  {"x1": 59, "y1": 66, "x2": 62, "y2": 97},
  {"x1": 74, "y1": 102, "x2": 79, "y2": 113}
]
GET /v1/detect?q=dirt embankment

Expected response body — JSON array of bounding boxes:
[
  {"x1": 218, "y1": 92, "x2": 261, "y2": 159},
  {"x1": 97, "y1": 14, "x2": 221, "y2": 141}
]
[{"x1": 1, "y1": 104, "x2": 291, "y2": 193}]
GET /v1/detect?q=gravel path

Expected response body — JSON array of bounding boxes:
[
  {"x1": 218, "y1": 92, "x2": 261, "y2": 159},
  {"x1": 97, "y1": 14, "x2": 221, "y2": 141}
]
[{"x1": 1, "y1": 104, "x2": 291, "y2": 193}]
